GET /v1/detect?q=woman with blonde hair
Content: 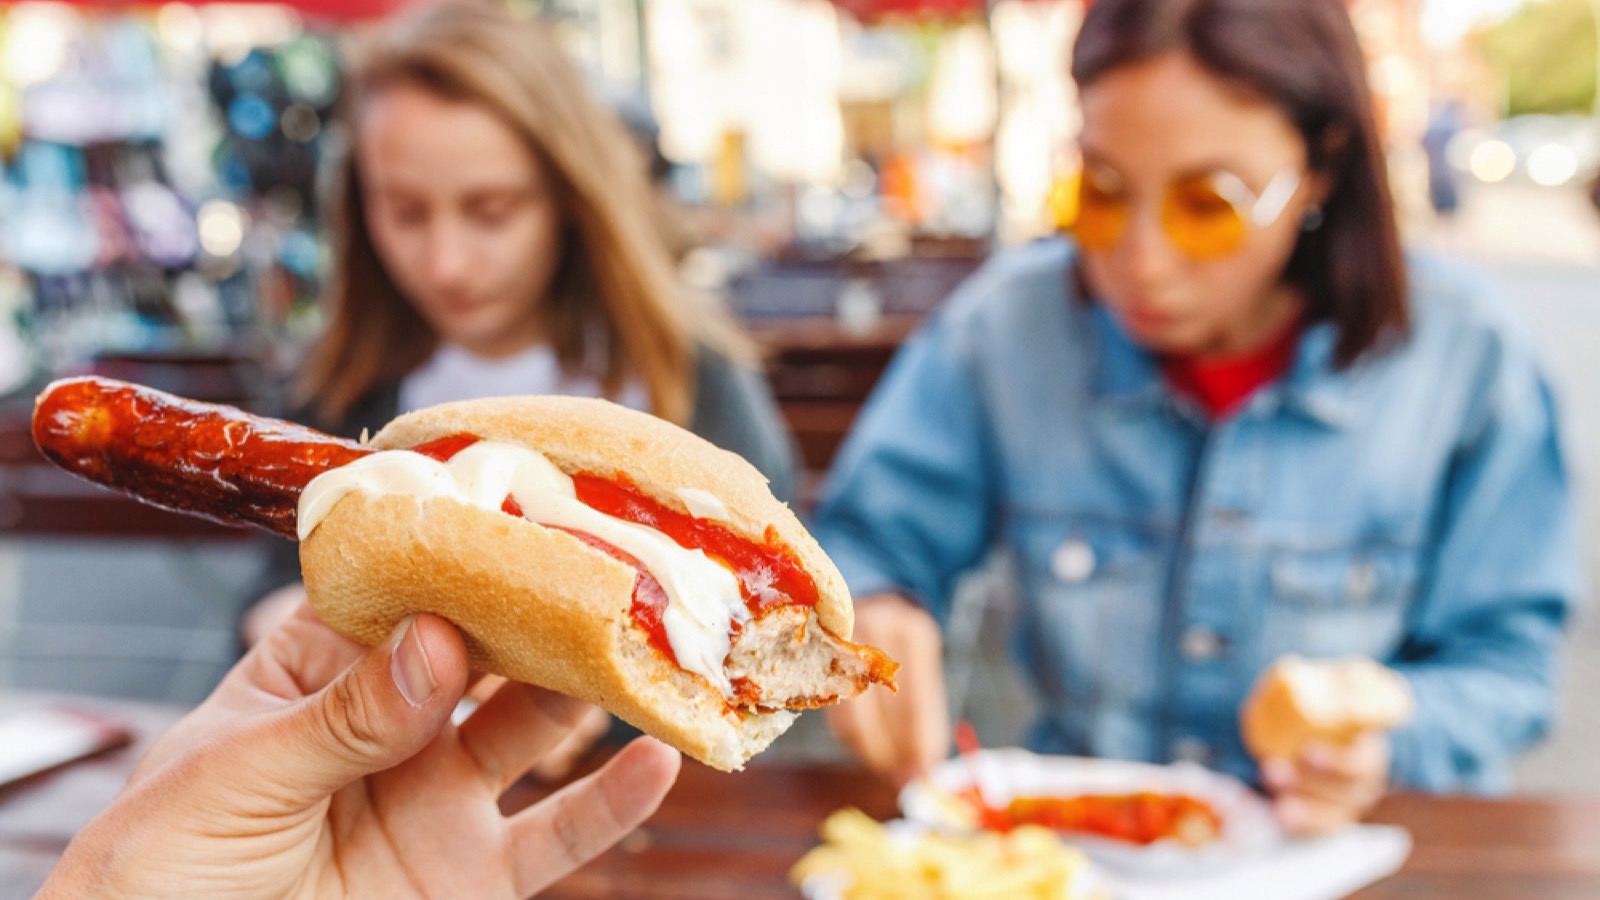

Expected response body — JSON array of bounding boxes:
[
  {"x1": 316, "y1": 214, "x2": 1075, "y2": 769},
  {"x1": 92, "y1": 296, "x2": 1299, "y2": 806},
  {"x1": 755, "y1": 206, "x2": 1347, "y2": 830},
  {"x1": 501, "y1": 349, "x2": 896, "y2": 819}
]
[
  {"x1": 298, "y1": 1, "x2": 775, "y2": 438},
  {"x1": 247, "y1": 3, "x2": 796, "y2": 700},
  {"x1": 297, "y1": 0, "x2": 783, "y2": 454}
]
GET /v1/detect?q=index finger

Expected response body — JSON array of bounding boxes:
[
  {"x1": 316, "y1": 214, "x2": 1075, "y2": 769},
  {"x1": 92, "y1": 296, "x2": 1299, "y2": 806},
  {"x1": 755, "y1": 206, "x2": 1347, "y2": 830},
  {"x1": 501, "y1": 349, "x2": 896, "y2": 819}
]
[
  {"x1": 509, "y1": 737, "x2": 681, "y2": 896},
  {"x1": 827, "y1": 691, "x2": 899, "y2": 780},
  {"x1": 894, "y1": 657, "x2": 951, "y2": 783},
  {"x1": 245, "y1": 602, "x2": 371, "y2": 698}
]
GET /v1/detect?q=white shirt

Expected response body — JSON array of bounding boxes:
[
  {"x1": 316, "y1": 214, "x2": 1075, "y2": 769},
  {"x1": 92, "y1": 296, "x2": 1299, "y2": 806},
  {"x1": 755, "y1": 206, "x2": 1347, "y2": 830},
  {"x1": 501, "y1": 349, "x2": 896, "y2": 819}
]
[{"x1": 397, "y1": 342, "x2": 649, "y2": 415}]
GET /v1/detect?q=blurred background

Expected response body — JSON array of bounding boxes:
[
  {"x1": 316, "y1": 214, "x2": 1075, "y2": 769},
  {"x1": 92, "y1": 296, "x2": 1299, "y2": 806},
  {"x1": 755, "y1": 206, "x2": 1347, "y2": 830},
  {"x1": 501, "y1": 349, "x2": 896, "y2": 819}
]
[{"x1": 0, "y1": 0, "x2": 1594, "y2": 792}]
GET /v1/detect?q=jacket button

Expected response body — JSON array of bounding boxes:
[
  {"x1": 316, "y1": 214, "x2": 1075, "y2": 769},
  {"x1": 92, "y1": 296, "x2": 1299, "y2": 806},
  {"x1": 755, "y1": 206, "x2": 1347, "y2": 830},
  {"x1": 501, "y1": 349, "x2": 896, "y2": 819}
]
[
  {"x1": 1212, "y1": 507, "x2": 1250, "y2": 527},
  {"x1": 1051, "y1": 539, "x2": 1096, "y2": 583},
  {"x1": 1348, "y1": 562, "x2": 1378, "y2": 603},
  {"x1": 1180, "y1": 626, "x2": 1226, "y2": 662},
  {"x1": 1172, "y1": 737, "x2": 1212, "y2": 765}
]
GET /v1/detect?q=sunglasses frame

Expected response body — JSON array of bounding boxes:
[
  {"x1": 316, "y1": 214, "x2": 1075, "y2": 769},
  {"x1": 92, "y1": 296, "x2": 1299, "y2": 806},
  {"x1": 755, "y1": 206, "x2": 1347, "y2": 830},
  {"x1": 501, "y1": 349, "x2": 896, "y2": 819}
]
[{"x1": 1070, "y1": 164, "x2": 1304, "y2": 260}]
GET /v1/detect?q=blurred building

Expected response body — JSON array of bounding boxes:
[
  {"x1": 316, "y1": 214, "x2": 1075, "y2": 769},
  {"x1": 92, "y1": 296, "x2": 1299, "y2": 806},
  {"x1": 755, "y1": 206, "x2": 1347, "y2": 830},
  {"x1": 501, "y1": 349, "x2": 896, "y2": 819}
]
[{"x1": 0, "y1": 0, "x2": 1462, "y2": 390}]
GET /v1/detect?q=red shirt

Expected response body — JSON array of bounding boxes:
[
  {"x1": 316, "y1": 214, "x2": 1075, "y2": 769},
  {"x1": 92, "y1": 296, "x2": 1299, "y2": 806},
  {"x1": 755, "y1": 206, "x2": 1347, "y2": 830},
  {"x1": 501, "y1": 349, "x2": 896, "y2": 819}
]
[{"x1": 1160, "y1": 322, "x2": 1302, "y2": 420}]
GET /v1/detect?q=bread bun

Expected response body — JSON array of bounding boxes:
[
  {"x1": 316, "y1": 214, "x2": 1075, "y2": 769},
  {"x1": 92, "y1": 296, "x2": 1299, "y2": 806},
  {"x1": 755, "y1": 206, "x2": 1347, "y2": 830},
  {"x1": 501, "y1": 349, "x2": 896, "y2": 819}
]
[
  {"x1": 1240, "y1": 655, "x2": 1414, "y2": 761},
  {"x1": 301, "y1": 396, "x2": 893, "y2": 771}
]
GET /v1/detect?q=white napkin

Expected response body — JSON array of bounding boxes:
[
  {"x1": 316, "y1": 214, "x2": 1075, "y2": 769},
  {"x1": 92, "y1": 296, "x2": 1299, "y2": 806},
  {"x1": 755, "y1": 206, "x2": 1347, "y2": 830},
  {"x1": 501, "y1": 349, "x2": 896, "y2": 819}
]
[{"x1": 1108, "y1": 825, "x2": 1412, "y2": 900}]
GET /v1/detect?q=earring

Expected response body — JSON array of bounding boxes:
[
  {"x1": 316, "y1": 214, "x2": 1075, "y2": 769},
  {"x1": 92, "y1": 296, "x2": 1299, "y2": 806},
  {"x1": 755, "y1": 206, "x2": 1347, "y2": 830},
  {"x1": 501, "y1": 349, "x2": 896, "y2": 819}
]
[{"x1": 1300, "y1": 205, "x2": 1324, "y2": 232}]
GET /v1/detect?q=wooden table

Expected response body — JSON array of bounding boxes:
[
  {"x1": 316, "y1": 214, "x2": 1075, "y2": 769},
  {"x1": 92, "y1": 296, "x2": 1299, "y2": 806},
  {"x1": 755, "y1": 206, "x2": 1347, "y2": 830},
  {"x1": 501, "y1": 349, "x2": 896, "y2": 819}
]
[
  {"x1": 4, "y1": 692, "x2": 1597, "y2": 900},
  {"x1": 1364, "y1": 795, "x2": 1600, "y2": 899},
  {"x1": 508, "y1": 761, "x2": 1600, "y2": 900},
  {"x1": 0, "y1": 693, "x2": 186, "y2": 897}
]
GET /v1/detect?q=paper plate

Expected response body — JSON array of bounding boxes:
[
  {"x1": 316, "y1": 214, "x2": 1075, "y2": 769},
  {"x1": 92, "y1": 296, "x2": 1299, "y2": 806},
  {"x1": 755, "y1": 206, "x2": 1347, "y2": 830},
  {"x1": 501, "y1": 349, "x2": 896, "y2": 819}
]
[{"x1": 899, "y1": 749, "x2": 1283, "y2": 876}]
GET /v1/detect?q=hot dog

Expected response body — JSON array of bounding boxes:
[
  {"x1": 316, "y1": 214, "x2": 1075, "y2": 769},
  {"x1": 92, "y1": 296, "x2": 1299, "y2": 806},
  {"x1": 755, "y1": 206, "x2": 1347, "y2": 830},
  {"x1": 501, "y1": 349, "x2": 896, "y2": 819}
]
[{"x1": 33, "y1": 377, "x2": 897, "y2": 770}]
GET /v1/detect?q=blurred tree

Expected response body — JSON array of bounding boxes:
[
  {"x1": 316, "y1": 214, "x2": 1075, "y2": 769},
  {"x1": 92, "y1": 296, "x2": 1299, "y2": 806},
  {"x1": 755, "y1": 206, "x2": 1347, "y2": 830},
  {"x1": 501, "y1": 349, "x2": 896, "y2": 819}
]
[{"x1": 1475, "y1": 0, "x2": 1598, "y2": 116}]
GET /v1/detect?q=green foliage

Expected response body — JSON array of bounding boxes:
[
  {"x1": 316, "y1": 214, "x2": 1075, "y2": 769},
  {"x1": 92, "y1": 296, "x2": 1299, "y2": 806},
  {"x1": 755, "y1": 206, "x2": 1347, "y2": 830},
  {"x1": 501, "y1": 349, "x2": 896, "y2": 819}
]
[{"x1": 1476, "y1": 0, "x2": 1599, "y2": 116}]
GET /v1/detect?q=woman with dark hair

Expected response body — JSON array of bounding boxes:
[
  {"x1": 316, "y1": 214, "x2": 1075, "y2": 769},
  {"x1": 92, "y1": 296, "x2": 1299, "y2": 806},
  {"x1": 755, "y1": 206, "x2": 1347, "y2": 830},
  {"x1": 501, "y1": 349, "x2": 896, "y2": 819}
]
[{"x1": 817, "y1": 0, "x2": 1580, "y2": 835}]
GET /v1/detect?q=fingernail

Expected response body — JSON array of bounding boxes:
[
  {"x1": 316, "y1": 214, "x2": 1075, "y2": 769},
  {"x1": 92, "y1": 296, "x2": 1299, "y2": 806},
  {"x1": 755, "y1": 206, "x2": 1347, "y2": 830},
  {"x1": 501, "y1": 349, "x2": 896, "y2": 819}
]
[{"x1": 391, "y1": 617, "x2": 437, "y2": 708}]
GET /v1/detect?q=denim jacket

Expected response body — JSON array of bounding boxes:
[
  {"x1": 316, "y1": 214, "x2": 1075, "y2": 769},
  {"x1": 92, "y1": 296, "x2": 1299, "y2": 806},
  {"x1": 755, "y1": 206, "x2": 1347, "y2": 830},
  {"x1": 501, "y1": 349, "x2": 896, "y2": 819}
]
[{"x1": 812, "y1": 239, "x2": 1582, "y2": 793}]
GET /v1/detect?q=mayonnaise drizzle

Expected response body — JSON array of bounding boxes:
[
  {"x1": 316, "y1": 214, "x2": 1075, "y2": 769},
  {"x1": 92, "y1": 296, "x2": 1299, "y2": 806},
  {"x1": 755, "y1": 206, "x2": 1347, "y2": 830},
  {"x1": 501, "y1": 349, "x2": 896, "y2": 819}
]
[
  {"x1": 673, "y1": 486, "x2": 731, "y2": 522},
  {"x1": 298, "y1": 441, "x2": 748, "y2": 694}
]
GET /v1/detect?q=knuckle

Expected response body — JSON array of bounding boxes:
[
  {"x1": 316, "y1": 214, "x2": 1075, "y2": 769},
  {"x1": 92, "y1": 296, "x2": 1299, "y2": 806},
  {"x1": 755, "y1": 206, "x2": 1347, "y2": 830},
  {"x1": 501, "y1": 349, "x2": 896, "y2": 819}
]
[
  {"x1": 548, "y1": 786, "x2": 625, "y2": 871},
  {"x1": 319, "y1": 674, "x2": 389, "y2": 762},
  {"x1": 542, "y1": 693, "x2": 593, "y2": 730},
  {"x1": 549, "y1": 797, "x2": 587, "y2": 867}
]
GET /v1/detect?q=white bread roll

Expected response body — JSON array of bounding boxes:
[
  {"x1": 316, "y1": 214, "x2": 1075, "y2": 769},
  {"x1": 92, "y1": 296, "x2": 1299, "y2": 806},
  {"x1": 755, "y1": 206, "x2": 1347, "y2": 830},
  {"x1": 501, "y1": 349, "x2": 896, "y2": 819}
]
[
  {"x1": 1240, "y1": 655, "x2": 1414, "y2": 762},
  {"x1": 300, "y1": 396, "x2": 894, "y2": 771}
]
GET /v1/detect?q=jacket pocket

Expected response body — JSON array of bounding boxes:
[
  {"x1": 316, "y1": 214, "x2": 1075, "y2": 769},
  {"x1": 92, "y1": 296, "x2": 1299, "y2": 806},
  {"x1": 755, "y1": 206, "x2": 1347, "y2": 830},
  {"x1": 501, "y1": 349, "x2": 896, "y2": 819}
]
[
  {"x1": 1010, "y1": 514, "x2": 1167, "y2": 711},
  {"x1": 1259, "y1": 543, "x2": 1420, "y2": 664}
]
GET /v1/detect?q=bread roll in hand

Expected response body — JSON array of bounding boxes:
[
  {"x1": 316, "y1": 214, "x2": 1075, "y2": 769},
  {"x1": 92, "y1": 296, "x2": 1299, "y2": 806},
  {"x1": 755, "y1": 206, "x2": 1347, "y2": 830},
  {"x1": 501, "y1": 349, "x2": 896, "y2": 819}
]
[{"x1": 1240, "y1": 655, "x2": 1413, "y2": 762}]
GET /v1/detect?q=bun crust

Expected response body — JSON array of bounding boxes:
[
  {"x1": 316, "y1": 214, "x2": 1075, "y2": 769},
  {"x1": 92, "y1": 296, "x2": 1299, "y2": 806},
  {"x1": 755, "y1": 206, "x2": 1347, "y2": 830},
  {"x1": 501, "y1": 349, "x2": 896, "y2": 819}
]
[
  {"x1": 301, "y1": 395, "x2": 885, "y2": 770},
  {"x1": 1240, "y1": 656, "x2": 1414, "y2": 761},
  {"x1": 302, "y1": 492, "x2": 782, "y2": 769},
  {"x1": 372, "y1": 395, "x2": 853, "y2": 637}
]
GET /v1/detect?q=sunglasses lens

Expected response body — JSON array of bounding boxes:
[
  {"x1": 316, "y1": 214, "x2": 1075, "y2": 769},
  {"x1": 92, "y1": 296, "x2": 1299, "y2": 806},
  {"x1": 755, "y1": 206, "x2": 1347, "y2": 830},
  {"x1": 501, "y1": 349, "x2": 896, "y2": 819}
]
[
  {"x1": 1163, "y1": 175, "x2": 1248, "y2": 260},
  {"x1": 1071, "y1": 171, "x2": 1128, "y2": 251}
]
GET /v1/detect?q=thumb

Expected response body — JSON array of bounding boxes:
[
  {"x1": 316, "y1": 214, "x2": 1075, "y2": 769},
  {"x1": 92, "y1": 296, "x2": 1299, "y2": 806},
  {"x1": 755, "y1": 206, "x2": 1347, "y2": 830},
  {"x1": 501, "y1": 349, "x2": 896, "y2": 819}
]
[{"x1": 263, "y1": 614, "x2": 470, "y2": 807}]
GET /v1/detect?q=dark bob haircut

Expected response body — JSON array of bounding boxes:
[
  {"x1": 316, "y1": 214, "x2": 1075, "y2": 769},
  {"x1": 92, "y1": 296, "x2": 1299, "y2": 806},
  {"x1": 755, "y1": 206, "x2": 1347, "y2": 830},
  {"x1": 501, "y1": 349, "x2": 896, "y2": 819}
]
[{"x1": 1072, "y1": 0, "x2": 1408, "y2": 367}]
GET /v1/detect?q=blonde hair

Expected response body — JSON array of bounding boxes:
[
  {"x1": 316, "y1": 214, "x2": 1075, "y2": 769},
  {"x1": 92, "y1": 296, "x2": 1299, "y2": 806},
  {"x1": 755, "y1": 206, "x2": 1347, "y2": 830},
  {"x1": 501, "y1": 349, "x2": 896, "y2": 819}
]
[{"x1": 298, "y1": 1, "x2": 749, "y2": 426}]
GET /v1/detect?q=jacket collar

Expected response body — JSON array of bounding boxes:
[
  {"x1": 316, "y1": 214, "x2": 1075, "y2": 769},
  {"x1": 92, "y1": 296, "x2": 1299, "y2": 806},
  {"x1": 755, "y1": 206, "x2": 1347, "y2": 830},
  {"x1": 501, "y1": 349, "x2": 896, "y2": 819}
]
[
  {"x1": 1083, "y1": 301, "x2": 1371, "y2": 429},
  {"x1": 1277, "y1": 323, "x2": 1369, "y2": 428}
]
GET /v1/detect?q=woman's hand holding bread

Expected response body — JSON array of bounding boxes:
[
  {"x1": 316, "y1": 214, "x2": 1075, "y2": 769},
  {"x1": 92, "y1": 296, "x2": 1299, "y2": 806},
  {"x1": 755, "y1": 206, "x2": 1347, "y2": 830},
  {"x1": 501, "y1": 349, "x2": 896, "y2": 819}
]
[{"x1": 1242, "y1": 655, "x2": 1415, "y2": 835}]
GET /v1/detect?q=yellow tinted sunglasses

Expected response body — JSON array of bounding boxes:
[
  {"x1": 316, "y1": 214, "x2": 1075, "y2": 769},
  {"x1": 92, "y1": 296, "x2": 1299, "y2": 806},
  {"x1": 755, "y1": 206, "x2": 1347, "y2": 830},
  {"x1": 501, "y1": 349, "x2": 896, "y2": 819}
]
[{"x1": 1063, "y1": 164, "x2": 1303, "y2": 261}]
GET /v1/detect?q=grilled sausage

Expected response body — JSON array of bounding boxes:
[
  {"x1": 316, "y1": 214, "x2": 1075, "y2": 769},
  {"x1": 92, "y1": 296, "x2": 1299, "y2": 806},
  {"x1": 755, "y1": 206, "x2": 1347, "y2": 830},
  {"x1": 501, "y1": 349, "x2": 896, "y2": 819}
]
[{"x1": 32, "y1": 376, "x2": 370, "y2": 539}]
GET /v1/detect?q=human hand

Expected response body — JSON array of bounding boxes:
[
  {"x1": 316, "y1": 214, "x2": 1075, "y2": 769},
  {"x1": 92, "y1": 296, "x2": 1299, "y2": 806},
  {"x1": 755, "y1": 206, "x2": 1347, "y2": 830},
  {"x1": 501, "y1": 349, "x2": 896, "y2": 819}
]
[
  {"x1": 465, "y1": 676, "x2": 613, "y2": 783},
  {"x1": 1259, "y1": 733, "x2": 1390, "y2": 836},
  {"x1": 528, "y1": 704, "x2": 614, "y2": 782},
  {"x1": 241, "y1": 582, "x2": 305, "y2": 647},
  {"x1": 825, "y1": 593, "x2": 949, "y2": 788},
  {"x1": 40, "y1": 603, "x2": 680, "y2": 899}
]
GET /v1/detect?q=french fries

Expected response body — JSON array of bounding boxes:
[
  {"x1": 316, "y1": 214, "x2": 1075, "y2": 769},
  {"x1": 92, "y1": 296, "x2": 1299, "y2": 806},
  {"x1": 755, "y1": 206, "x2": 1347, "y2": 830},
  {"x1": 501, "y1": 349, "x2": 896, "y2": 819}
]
[{"x1": 790, "y1": 809, "x2": 1098, "y2": 900}]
